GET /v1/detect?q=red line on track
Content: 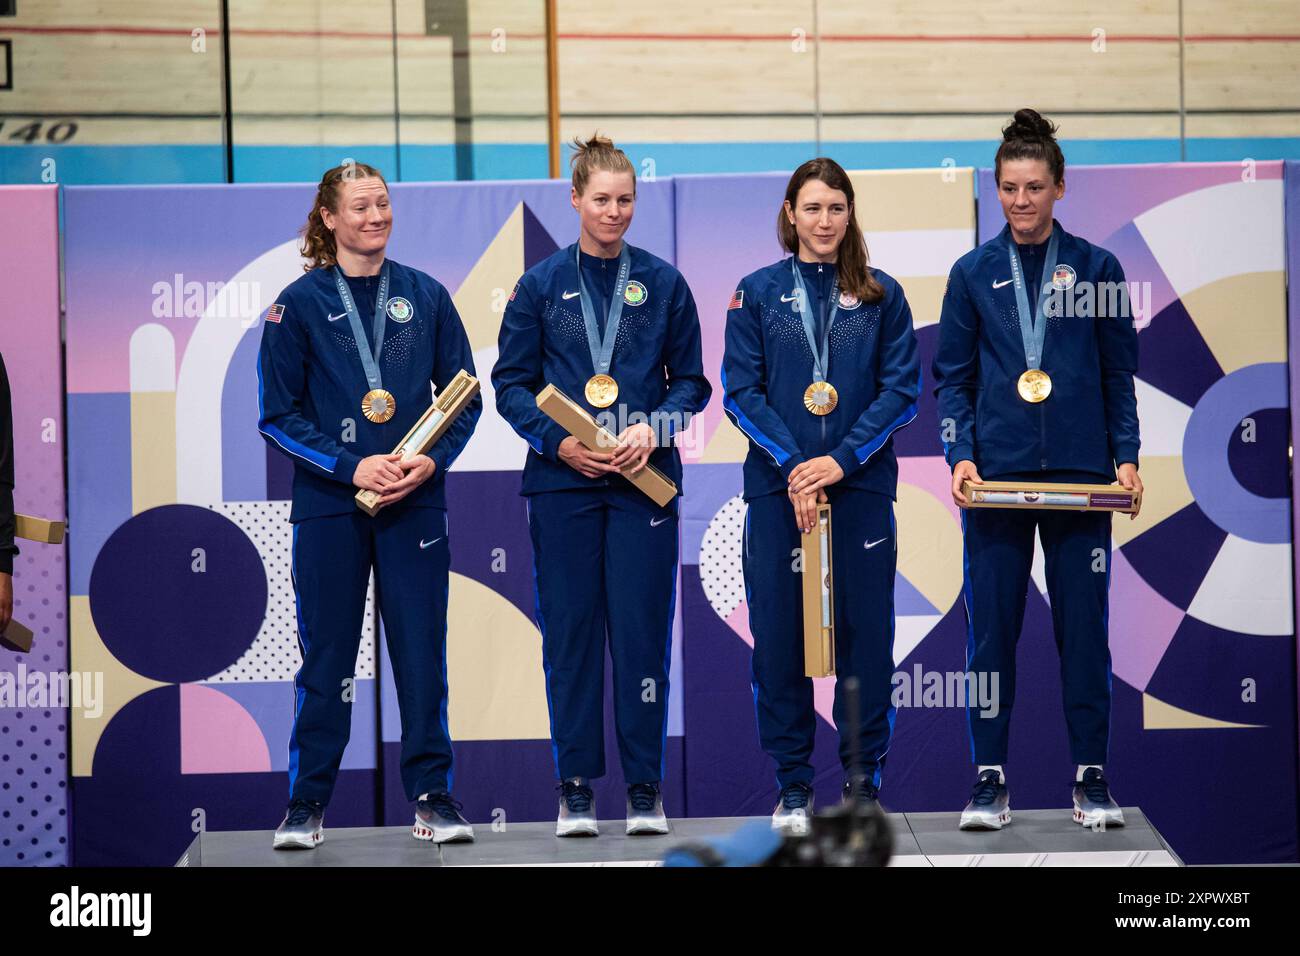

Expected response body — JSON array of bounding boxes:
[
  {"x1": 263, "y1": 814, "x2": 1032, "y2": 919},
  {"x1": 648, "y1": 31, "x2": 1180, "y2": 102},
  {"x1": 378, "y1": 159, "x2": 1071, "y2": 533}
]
[{"x1": 1, "y1": 25, "x2": 1298, "y2": 43}]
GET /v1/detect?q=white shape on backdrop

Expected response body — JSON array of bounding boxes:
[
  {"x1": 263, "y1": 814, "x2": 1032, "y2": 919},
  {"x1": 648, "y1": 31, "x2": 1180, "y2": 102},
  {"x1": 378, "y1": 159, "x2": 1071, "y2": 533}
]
[
  {"x1": 1133, "y1": 180, "x2": 1283, "y2": 297},
  {"x1": 1186, "y1": 534, "x2": 1293, "y2": 637},
  {"x1": 175, "y1": 239, "x2": 303, "y2": 505},
  {"x1": 128, "y1": 324, "x2": 177, "y2": 392}
]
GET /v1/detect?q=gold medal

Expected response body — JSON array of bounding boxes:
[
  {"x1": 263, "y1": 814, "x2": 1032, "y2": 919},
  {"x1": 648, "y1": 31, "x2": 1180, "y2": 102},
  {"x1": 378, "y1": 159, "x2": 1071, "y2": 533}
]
[
  {"x1": 362, "y1": 388, "x2": 397, "y2": 423},
  {"x1": 804, "y1": 381, "x2": 838, "y2": 416},
  {"x1": 1017, "y1": 369, "x2": 1052, "y2": 403},
  {"x1": 585, "y1": 374, "x2": 619, "y2": 408}
]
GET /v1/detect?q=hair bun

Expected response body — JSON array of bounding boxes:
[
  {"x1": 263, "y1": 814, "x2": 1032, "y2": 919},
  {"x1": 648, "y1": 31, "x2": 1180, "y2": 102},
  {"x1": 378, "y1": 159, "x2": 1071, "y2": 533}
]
[
  {"x1": 570, "y1": 133, "x2": 617, "y2": 161},
  {"x1": 1003, "y1": 108, "x2": 1058, "y2": 142}
]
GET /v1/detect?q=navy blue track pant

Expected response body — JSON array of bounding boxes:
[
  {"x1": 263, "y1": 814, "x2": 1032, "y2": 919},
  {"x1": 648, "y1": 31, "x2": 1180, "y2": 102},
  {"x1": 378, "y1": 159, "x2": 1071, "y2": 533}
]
[
  {"x1": 288, "y1": 506, "x2": 453, "y2": 805},
  {"x1": 527, "y1": 486, "x2": 678, "y2": 784},
  {"x1": 743, "y1": 486, "x2": 897, "y2": 790},
  {"x1": 961, "y1": 478, "x2": 1113, "y2": 765}
]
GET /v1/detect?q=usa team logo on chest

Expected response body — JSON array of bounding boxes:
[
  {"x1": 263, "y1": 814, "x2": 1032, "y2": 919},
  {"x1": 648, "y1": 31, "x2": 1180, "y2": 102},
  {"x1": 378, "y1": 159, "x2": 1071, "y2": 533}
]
[
  {"x1": 838, "y1": 291, "x2": 860, "y2": 309},
  {"x1": 624, "y1": 280, "x2": 648, "y2": 306},
  {"x1": 387, "y1": 296, "x2": 414, "y2": 323},
  {"x1": 1051, "y1": 264, "x2": 1076, "y2": 291}
]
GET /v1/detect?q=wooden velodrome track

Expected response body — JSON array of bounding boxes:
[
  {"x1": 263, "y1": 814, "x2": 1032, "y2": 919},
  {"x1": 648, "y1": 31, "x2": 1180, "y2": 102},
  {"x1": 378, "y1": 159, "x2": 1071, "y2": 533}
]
[{"x1": 0, "y1": 0, "x2": 1297, "y2": 163}]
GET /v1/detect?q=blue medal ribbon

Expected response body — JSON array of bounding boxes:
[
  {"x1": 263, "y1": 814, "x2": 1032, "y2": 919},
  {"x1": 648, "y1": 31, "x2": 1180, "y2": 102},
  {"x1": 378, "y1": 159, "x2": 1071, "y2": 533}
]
[
  {"x1": 332, "y1": 260, "x2": 391, "y2": 393},
  {"x1": 575, "y1": 243, "x2": 631, "y2": 378},
  {"x1": 789, "y1": 257, "x2": 840, "y2": 384},
  {"x1": 1006, "y1": 228, "x2": 1060, "y2": 372}
]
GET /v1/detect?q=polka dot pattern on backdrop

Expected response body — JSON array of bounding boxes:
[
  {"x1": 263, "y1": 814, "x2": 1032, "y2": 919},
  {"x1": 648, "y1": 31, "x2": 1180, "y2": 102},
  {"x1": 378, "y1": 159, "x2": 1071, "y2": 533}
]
[{"x1": 203, "y1": 501, "x2": 376, "y2": 682}]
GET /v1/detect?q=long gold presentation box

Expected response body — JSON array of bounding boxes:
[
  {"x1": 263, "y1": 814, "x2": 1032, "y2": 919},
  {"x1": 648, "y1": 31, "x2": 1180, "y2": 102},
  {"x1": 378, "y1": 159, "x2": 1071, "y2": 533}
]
[
  {"x1": 535, "y1": 384, "x2": 677, "y2": 508},
  {"x1": 6, "y1": 514, "x2": 66, "y2": 653},
  {"x1": 355, "y1": 370, "x2": 481, "y2": 517},
  {"x1": 15, "y1": 514, "x2": 66, "y2": 544},
  {"x1": 961, "y1": 480, "x2": 1141, "y2": 514},
  {"x1": 801, "y1": 502, "x2": 835, "y2": 678}
]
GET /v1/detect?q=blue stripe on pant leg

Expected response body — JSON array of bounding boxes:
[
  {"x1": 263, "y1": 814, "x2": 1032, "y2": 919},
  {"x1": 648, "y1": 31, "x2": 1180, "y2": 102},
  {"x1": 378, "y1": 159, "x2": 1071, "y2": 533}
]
[
  {"x1": 527, "y1": 497, "x2": 562, "y2": 779},
  {"x1": 657, "y1": 524, "x2": 680, "y2": 783},
  {"x1": 287, "y1": 522, "x2": 308, "y2": 798},
  {"x1": 960, "y1": 510, "x2": 978, "y2": 764}
]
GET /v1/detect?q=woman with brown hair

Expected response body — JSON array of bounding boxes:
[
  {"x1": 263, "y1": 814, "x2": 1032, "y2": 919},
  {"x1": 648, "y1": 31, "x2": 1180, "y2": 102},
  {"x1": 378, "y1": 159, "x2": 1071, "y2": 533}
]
[
  {"x1": 934, "y1": 109, "x2": 1140, "y2": 831},
  {"x1": 722, "y1": 157, "x2": 920, "y2": 830},
  {"x1": 257, "y1": 162, "x2": 482, "y2": 849},
  {"x1": 492, "y1": 135, "x2": 710, "y2": 837}
]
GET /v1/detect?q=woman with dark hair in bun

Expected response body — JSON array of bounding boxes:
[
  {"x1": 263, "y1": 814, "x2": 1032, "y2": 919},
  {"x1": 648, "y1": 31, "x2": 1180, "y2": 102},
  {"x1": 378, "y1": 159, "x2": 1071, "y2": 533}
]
[
  {"x1": 722, "y1": 157, "x2": 921, "y2": 830},
  {"x1": 933, "y1": 109, "x2": 1142, "y2": 831}
]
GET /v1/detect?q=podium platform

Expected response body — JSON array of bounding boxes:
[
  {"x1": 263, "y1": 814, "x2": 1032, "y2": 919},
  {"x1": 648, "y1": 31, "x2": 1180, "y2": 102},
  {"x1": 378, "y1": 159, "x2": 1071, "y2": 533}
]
[{"x1": 178, "y1": 808, "x2": 1181, "y2": 867}]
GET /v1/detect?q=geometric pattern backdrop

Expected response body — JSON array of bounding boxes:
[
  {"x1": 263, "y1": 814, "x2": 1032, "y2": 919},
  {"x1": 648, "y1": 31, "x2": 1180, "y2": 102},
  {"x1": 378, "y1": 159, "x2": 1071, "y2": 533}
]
[{"x1": 48, "y1": 163, "x2": 1300, "y2": 865}]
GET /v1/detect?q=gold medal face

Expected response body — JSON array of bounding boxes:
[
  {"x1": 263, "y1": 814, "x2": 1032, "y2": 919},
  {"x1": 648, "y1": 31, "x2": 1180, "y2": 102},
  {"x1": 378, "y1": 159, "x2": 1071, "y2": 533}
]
[
  {"x1": 362, "y1": 388, "x2": 397, "y2": 423},
  {"x1": 1017, "y1": 369, "x2": 1052, "y2": 403},
  {"x1": 585, "y1": 374, "x2": 619, "y2": 408},
  {"x1": 804, "y1": 381, "x2": 838, "y2": 416}
]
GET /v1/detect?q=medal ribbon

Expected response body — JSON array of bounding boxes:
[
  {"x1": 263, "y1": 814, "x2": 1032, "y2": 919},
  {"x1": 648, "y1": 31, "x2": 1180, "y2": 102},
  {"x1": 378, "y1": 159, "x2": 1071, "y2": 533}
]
[
  {"x1": 789, "y1": 257, "x2": 840, "y2": 384},
  {"x1": 1006, "y1": 228, "x2": 1060, "y2": 371},
  {"x1": 575, "y1": 243, "x2": 631, "y2": 377},
  {"x1": 332, "y1": 260, "x2": 392, "y2": 392}
]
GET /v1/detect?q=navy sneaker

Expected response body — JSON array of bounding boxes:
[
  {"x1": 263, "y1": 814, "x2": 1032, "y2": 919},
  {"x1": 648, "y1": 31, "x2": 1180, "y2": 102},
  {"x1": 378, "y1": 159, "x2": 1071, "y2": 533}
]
[
  {"x1": 413, "y1": 792, "x2": 474, "y2": 844},
  {"x1": 273, "y1": 798, "x2": 324, "y2": 850},
  {"x1": 771, "y1": 782, "x2": 815, "y2": 833},
  {"x1": 959, "y1": 769, "x2": 1011, "y2": 830},
  {"x1": 1072, "y1": 767, "x2": 1125, "y2": 828},
  {"x1": 842, "y1": 777, "x2": 879, "y2": 808},
  {"x1": 556, "y1": 777, "x2": 598, "y2": 837}
]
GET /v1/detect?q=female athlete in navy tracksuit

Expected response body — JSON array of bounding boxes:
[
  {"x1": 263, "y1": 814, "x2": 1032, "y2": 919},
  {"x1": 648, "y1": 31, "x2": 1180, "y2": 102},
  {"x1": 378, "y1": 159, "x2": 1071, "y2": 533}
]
[
  {"x1": 492, "y1": 135, "x2": 711, "y2": 837},
  {"x1": 933, "y1": 110, "x2": 1142, "y2": 831},
  {"x1": 723, "y1": 157, "x2": 921, "y2": 829},
  {"x1": 258, "y1": 163, "x2": 482, "y2": 849}
]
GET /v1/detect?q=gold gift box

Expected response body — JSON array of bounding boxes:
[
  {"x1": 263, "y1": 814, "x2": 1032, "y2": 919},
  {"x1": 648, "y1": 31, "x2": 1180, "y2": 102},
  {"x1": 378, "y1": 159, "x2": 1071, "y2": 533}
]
[
  {"x1": 355, "y1": 370, "x2": 481, "y2": 517},
  {"x1": 535, "y1": 384, "x2": 677, "y2": 508},
  {"x1": 801, "y1": 501, "x2": 835, "y2": 678},
  {"x1": 961, "y1": 479, "x2": 1140, "y2": 514}
]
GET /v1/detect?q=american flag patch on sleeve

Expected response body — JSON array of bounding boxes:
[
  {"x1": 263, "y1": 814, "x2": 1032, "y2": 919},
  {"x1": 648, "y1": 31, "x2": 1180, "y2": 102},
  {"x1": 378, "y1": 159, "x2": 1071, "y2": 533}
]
[
  {"x1": 265, "y1": 304, "x2": 285, "y2": 324},
  {"x1": 509, "y1": 283, "x2": 519, "y2": 302},
  {"x1": 727, "y1": 290, "x2": 744, "y2": 310}
]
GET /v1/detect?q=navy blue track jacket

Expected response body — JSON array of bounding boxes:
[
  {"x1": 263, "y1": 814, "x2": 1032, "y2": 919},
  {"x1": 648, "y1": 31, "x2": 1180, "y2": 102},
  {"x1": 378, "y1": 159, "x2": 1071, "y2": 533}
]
[
  {"x1": 492, "y1": 242, "x2": 712, "y2": 496},
  {"x1": 257, "y1": 259, "x2": 481, "y2": 522},
  {"x1": 722, "y1": 257, "x2": 922, "y2": 501},
  {"x1": 932, "y1": 221, "x2": 1140, "y2": 479}
]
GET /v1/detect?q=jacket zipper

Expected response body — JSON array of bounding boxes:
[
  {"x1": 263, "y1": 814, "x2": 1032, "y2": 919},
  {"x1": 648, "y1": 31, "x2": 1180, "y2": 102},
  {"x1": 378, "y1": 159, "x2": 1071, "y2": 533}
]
[{"x1": 819, "y1": 264, "x2": 827, "y2": 451}]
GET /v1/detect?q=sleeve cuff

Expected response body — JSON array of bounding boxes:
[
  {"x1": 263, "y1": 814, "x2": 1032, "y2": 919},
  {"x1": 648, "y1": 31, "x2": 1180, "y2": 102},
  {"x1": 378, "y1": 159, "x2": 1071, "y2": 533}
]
[
  {"x1": 779, "y1": 453, "x2": 807, "y2": 482},
  {"x1": 830, "y1": 445, "x2": 859, "y2": 479},
  {"x1": 542, "y1": 428, "x2": 566, "y2": 462},
  {"x1": 428, "y1": 444, "x2": 449, "y2": 474},
  {"x1": 337, "y1": 450, "x2": 363, "y2": 486},
  {"x1": 946, "y1": 443, "x2": 976, "y2": 470},
  {"x1": 652, "y1": 406, "x2": 690, "y2": 443},
  {"x1": 1113, "y1": 447, "x2": 1140, "y2": 470},
  {"x1": 0, "y1": 549, "x2": 13, "y2": 576}
]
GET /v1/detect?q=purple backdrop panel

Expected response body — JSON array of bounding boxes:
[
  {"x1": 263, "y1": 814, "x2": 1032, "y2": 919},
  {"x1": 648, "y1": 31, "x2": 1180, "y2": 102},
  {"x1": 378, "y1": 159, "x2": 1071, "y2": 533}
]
[{"x1": 0, "y1": 185, "x2": 68, "y2": 867}]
